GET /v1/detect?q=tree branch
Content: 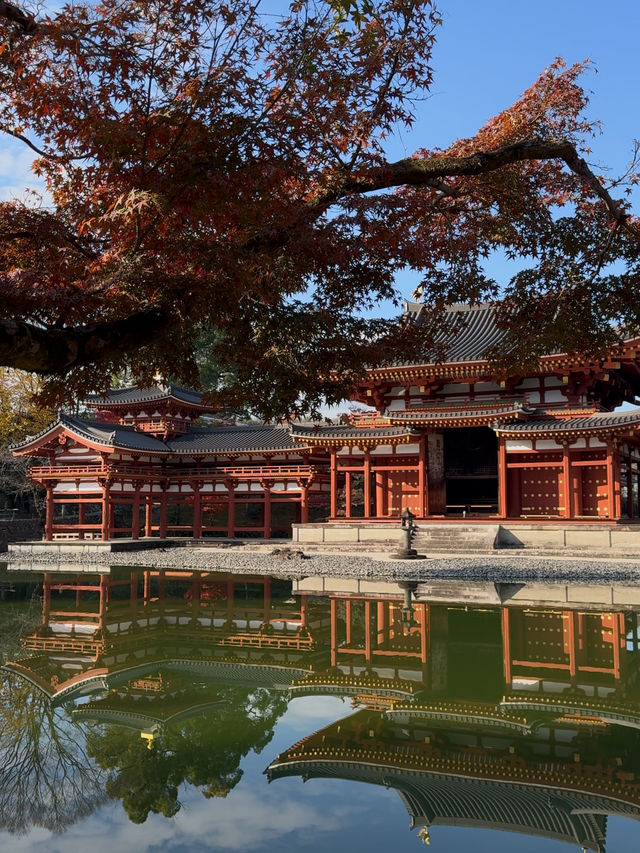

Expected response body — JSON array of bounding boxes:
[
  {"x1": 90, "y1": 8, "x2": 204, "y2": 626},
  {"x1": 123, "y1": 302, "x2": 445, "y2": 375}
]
[
  {"x1": 0, "y1": 309, "x2": 169, "y2": 373},
  {"x1": 315, "y1": 137, "x2": 638, "y2": 239},
  {"x1": 244, "y1": 138, "x2": 638, "y2": 256},
  {"x1": 0, "y1": 0, "x2": 37, "y2": 33}
]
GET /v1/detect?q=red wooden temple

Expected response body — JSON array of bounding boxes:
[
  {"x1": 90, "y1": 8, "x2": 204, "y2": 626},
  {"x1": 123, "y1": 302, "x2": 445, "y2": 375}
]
[
  {"x1": 12, "y1": 302, "x2": 640, "y2": 540},
  {"x1": 12, "y1": 384, "x2": 330, "y2": 540}
]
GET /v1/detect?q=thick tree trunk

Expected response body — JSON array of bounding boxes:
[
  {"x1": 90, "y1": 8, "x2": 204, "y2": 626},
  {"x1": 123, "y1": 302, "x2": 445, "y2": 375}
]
[{"x1": 0, "y1": 309, "x2": 169, "y2": 374}]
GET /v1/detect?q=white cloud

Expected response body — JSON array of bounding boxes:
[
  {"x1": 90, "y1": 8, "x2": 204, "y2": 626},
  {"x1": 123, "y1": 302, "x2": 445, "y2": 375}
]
[{"x1": 0, "y1": 136, "x2": 47, "y2": 202}]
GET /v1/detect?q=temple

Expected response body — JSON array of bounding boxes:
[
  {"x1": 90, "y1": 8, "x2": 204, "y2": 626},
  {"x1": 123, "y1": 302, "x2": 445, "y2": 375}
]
[{"x1": 12, "y1": 302, "x2": 640, "y2": 541}]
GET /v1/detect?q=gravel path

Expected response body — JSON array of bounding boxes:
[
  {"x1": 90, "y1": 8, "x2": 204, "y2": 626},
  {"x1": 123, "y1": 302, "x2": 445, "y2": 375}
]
[{"x1": 7, "y1": 545, "x2": 640, "y2": 582}]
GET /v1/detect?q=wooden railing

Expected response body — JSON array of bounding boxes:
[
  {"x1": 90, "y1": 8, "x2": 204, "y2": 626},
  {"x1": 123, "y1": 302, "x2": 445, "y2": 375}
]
[{"x1": 30, "y1": 463, "x2": 317, "y2": 481}]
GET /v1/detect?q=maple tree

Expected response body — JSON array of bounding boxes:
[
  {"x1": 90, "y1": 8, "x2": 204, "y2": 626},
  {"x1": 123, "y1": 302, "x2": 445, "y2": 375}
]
[{"x1": 1, "y1": 0, "x2": 640, "y2": 418}]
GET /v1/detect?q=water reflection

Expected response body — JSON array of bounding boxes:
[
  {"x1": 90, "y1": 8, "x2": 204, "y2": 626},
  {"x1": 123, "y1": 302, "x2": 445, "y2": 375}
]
[{"x1": 0, "y1": 567, "x2": 639, "y2": 849}]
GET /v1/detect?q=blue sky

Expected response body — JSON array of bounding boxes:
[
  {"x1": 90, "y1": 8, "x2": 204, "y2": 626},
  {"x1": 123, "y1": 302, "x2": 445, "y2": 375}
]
[{"x1": 1, "y1": 0, "x2": 639, "y2": 308}]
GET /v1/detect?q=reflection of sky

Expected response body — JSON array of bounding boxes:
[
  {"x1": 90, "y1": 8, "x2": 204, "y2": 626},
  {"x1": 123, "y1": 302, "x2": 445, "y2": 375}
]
[{"x1": 0, "y1": 695, "x2": 638, "y2": 852}]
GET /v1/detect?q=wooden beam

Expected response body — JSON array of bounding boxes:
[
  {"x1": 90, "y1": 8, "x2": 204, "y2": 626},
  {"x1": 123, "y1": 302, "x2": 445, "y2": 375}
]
[{"x1": 497, "y1": 436, "x2": 507, "y2": 519}]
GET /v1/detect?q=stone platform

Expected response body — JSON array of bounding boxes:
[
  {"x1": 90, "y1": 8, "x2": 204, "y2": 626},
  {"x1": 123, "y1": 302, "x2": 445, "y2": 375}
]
[
  {"x1": 292, "y1": 521, "x2": 640, "y2": 556},
  {"x1": 7, "y1": 538, "x2": 181, "y2": 558}
]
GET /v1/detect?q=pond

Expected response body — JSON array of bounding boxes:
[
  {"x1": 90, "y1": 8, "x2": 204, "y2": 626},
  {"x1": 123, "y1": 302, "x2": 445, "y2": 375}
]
[{"x1": 0, "y1": 565, "x2": 638, "y2": 852}]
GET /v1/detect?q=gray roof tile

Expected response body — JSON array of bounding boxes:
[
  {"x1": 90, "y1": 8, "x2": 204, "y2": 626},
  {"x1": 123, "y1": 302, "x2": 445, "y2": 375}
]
[
  {"x1": 495, "y1": 409, "x2": 640, "y2": 434},
  {"x1": 61, "y1": 415, "x2": 171, "y2": 452},
  {"x1": 87, "y1": 384, "x2": 206, "y2": 407},
  {"x1": 390, "y1": 404, "x2": 526, "y2": 423},
  {"x1": 397, "y1": 302, "x2": 507, "y2": 365},
  {"x1": 167, "y1": 425, "x2": 301, "y2": 454},
  {"x1": 291, "y1": 425, "x2": 419, "y2": 440}
]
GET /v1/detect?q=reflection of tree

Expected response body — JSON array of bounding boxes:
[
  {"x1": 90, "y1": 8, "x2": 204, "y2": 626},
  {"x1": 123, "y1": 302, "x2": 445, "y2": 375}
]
[
  {"x1": 87, "y1": 686, "x2": 288, "y2": 824},
  {"x1": 0, "y1": 675, "x2": 108, "y2": 834}
]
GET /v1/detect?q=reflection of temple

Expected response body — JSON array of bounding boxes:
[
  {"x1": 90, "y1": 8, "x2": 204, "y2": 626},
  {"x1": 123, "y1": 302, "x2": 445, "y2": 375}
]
[
  {"x1": 267, "y1": 587, "x2": 640, "y2": 851},
  {"x1": 5, "y1": 572, "x2": 640, "y2": 850},
  {"x1": 267, "y1": 706, "x2": 640, "y2": 852},
  {"x1": 3, "y1": 570, "x2": 329, "y2": 704}
]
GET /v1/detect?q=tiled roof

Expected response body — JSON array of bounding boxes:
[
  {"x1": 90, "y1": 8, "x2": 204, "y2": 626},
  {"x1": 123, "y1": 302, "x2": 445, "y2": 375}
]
[
  {"x1": 167, "y1": 425, "x2": 302, "y2": 454},
  {"x1": 495, "y1": 409, "x2": 640, "y2": 435},
  {"x1": 86, "y1": 383, "x2": 207, "y2": 408},
  {"x1": 395, "y1": 302, "x2": 507, "y2": 365},
  {"x1": 290, "y1": 425, "x2": 420, "y2": 446},
  {"x1": 9, "y1": 414, "x2": 171, "y2": 453},
  {"x1": 389, "y1": 404, "x2": 527, "y2": 425},
  {"x1": 61, "y1": 415, "x2": 171, "y2": 452}
]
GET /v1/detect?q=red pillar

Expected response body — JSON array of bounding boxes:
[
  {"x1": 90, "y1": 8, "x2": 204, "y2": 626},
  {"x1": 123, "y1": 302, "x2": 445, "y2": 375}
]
[
  {"x1": 497, "y1": 436, "x2": 507, "y2": 519},
  {"x1": 562, "y1": 442, "x2": 572, "y2": 519},
  {"x1": 572, "y1": 465, "x2": 583, "y2": 518},
  {"x1": 377, "y1": 601, "x2": 387, "y2": 645},
  {"x1": 99, "y1": 574, "x2": 109, "y2": 628},
  {"x1": 45, "y1": 485, "x2": 54, "y2": 540},
  {"x1": 564, "y1": 610, "x2": 577, "y2": 678},
  {"x1": 145, "y1": 497, "x2": 153, "y2": 537},
  {"x1": 613, "y1": 444, "x2": 622, "y2": 519},
  {"x1": 100, "y1": 485, "x2": 110, "y2": 540},
  {"x1": 363, "y1": 452, "x2": 372, "y2": 518},
  {"x1": 418, "y1": 433, "x2": 428, "y2": 518},
  {"x1": 501, "y1": 607, "x2": 511, "y2": 687},
  {"x1": 612, "y1": 612, "x2": 622, "y2": 680},
  {"x1": 364, "y1": 599, "x2": 372, "y2": 663},
  {"x1": 330, "y1": 449, "x2": 338, "y2": 518},
  {"x1": 143, "y1": 570, "x2": 151, "y2": 602},
  {"x1": 419, "y1": 603, "x2": 428, "y2": 665},
  {"x1": 606, "y1": 441, "x2": 619, "y2": 520},
  {"x1": 42, "y1": 572, "x2": 51, "y2": 624},
  {"x1": 300, "y1": 485, "x2": 309, "y2": 524},
  {"x1": 375, "y1": 472, "x2": 385, "y2": 518},
  {"x1": 330, "y1": 598, "x2": 337, "y2": 667}
]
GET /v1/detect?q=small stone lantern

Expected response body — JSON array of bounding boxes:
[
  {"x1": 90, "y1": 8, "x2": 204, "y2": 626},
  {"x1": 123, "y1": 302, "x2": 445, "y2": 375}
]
[{"x1": 393, "y1": 507, "x2": 424, "y2": 559}]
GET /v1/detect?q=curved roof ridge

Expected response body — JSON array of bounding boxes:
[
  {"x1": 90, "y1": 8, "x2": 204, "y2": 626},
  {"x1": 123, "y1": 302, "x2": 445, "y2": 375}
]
[{"x1": 86, "y1": 383, "x2": 214, "y2": 409}]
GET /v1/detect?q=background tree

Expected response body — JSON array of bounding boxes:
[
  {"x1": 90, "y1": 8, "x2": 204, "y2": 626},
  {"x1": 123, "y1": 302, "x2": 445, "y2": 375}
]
[
  {"x1": 1, "y1": 0, "x2": 639, "y2": 418},
  {"x1": 87, "y1": 683, "x2": 289, "y2": 823},
  {"x1": 0, "y1": 369, "x2": 54, "y2": 513},
  {"x1": 0, "y1": 674, "x2": 108, "y2": 834}
]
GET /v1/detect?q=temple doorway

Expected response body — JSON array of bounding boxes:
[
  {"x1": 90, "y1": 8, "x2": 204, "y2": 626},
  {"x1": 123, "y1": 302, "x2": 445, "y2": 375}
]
[{"x1": 444, "y1": 427, "x2": 498, "y2": 516}]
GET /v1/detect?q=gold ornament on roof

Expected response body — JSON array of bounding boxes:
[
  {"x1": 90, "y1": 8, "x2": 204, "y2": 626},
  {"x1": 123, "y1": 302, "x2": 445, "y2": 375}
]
[{"x1": 417, "y1": 827, "x2": 431, "y2": 844}]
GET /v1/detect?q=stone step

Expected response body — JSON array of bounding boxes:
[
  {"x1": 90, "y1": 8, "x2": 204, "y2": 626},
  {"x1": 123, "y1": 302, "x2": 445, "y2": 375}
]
[{"x1": 413, "y1": 524, "x2": 500, "y2": 552}]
